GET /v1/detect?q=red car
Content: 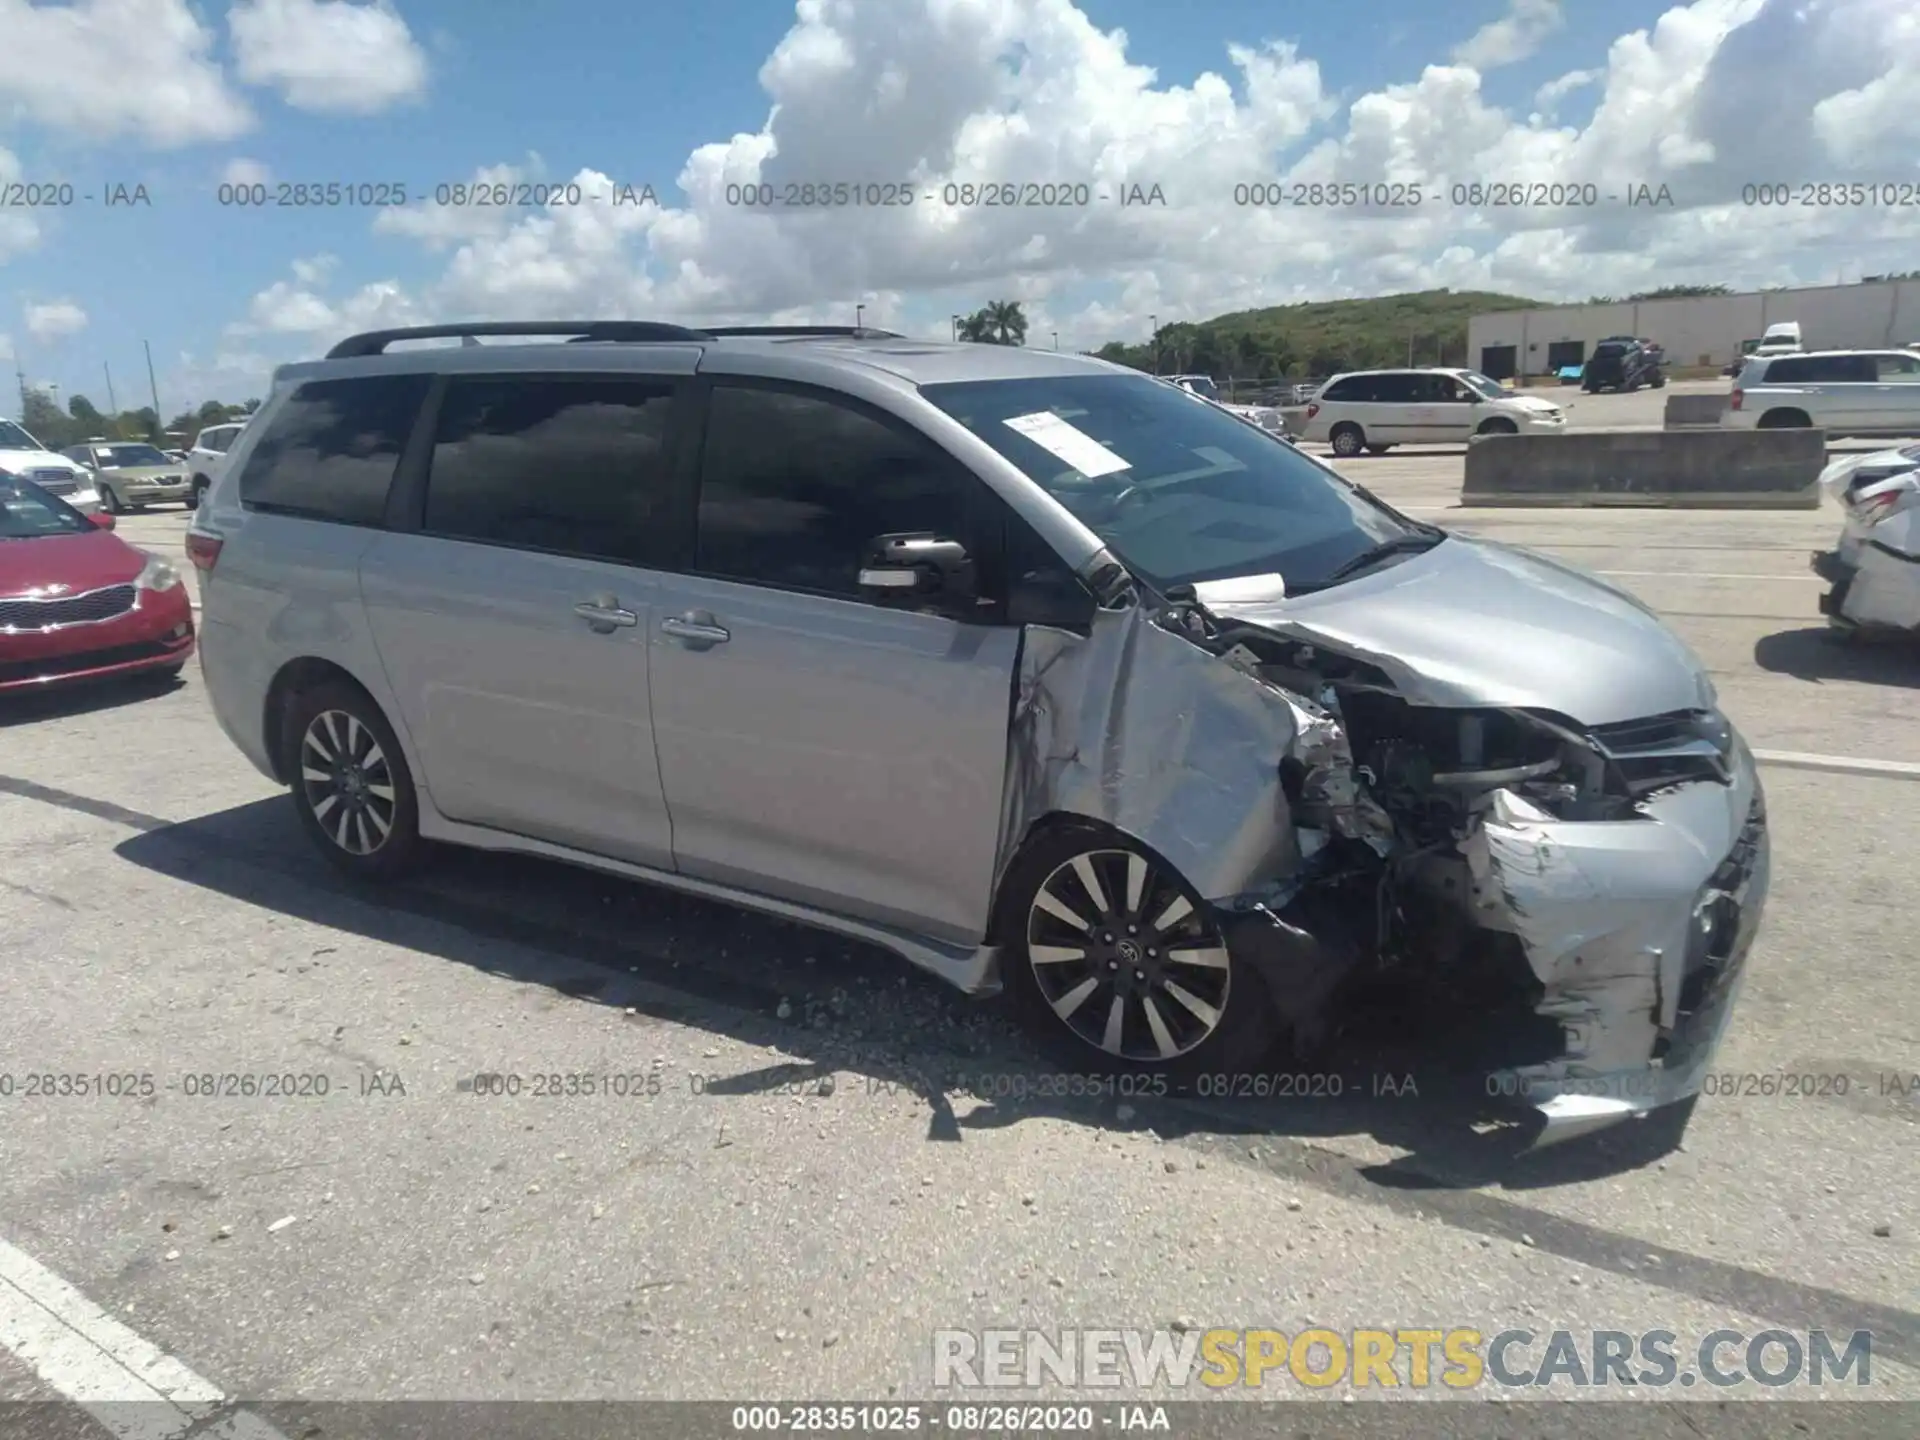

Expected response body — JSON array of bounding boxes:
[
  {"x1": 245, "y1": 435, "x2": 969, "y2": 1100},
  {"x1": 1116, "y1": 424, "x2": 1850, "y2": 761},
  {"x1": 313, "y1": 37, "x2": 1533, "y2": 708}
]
[{"x1": 0, "y1": 476, "x2": 195, "y2": 693}]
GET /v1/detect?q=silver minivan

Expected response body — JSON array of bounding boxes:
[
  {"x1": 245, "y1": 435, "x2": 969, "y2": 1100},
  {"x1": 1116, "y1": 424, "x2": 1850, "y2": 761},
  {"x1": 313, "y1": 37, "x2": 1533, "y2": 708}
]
[{"x1": 189, "y1": 321, "x2": 1769, "y2": 1145}]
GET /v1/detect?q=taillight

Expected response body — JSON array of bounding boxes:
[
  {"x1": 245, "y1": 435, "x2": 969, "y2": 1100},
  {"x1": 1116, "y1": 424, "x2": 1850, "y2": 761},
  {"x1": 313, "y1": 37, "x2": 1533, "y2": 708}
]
[
  {"x1": 1858, "y1": 490, "x2": 1909, "y2": 525},
  {"x1": 185, "y1": 530, "x2": 223, "y2": 573},
  {"x1": 1306, "y1": 402, "x2": 1321, "y2": 420},
  {"x1": 1728, "y1": 389, "x2": 1742, "y2": 411}
]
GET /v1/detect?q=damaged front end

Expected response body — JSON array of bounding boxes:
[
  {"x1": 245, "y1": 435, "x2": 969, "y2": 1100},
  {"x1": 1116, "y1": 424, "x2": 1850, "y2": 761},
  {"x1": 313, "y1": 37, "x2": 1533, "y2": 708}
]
[{"x1": 1000, "y1": 564, "x2": 1769, "y2": 1148}]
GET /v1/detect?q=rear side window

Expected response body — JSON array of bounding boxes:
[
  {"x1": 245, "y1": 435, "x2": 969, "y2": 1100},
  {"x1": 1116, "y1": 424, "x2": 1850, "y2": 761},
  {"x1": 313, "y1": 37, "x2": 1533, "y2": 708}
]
[
  {"x1": 694, "y1": 384, "x2": 974, "y2": 600},
  {"x1": 238, "y1": 376, "x2": 429, "y2": 526},
  {"x1": 421, "y1": 376, "x2": 678, "y2": 565},
  {"x1": 1320, "y1": 377, "x2": 1366, "y2": 402}
]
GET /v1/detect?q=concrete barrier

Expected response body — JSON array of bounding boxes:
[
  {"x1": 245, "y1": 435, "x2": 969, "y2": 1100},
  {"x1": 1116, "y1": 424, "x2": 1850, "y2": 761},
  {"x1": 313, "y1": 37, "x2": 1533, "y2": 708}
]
[
  {"x1": 1663, "y1": 393, "x2": 1729, "y2": 428},
  {"x1": 1460, "y1": 428, "x2": 1825, "y2": 508}
]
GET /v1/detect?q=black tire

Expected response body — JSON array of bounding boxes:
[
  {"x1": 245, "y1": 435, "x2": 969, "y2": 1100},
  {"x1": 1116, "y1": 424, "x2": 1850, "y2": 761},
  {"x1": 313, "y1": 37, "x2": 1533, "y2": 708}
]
[
  {"x1": 1329, "y1": 424, "x2": 1365, "y2": 458},
  {"x1": 1477, "y1": 418, "x2": 1518, "y2": 436},
  {"x1": 1652, "y1": 373, "x2": 1666, "y2": 389},
  {"x1": 283, "y1": 680, "x2": 428, "y2": 880},
  {"x1": 97, "y1": 484, "x2": 123, "y2": 516},
  {"x1": 1000, "y1": 829, "x2": 1278, "y2": 1082},
  {"x1": 1365, "y1": 444, "x2": 1392, "y2": 455},
  {"x1": 1758, "y1": 410, "x2": 1811, "y2": 429},
  {"x1": 191, "y1": 476, "x2": 211, "y2": 509}
]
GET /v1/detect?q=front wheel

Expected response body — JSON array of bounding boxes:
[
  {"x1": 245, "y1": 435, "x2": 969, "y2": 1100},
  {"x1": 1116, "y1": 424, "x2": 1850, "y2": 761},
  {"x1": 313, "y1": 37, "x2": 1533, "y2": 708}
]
[
  {"x1": 284, "y1": 681, "x2": 428, "y2": 880},
  {"x1": 97, "y1": 484, "x2": 123, "y2": 515},
  {"x1": 1002, "y1": 831, "x2": 1278, "y2": 1080},
  {"x1": 1477, "y1": 418, "x2": 1518, "y2": 436}
]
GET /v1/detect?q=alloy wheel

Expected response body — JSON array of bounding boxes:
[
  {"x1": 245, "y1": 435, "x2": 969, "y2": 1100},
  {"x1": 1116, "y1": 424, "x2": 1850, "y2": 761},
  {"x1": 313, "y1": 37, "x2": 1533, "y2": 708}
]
[
  {"x1": 1331, "y1": 429, "x2": 1363, "y2": 457},
  {"x1": 1025, "y1": 848, "x2": 1231, "y2": 1062},
  {"x1": 299, "y1": 709, "x2": 398, "y2": 856}
]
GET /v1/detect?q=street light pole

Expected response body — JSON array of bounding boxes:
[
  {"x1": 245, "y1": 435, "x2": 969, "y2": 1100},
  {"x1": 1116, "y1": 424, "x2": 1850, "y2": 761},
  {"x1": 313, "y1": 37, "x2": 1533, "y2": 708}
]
[
  {"x1": 951, "y1": 314, "x2": 961, "y2": 342},
  {"x1": 143, "y1": 340, "x2": 162, "y2": 439},
  {"x1": 1148, "y1": 314, "x2": 1158, "y2": 374},
  {"x1": 856, "y1": 303, "x2": 865, "y2": 330},
  {"x1": 103, "y1": 362, "x2": 118, "y2": 416},
  {"x1": 1051, "y1": 331, "x2": 1058, "y2": 351}
]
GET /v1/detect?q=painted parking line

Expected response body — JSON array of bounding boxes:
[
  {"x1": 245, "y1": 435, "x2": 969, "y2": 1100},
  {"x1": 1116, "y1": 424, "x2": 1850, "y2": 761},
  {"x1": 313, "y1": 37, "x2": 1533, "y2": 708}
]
[
  {"x1": 1597, "y1": 571, "x2": 1822, "y2": 581},
  {"x1": 0, "y1": 1238, "x2": 289, "y2": 1440},
  {"x1": 1754, "y1": 750, "x2": 1920, "y2": 780}
]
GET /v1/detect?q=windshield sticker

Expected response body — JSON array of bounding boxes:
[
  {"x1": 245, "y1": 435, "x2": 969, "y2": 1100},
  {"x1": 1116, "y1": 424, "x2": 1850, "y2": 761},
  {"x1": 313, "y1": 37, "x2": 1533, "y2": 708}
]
[
  {"x1": 1004, "y1": 412, "x2": 1132, "y2": 478},
  {"x1": 1192, "y1": 573, "x2": 1288, "y2": 605}
]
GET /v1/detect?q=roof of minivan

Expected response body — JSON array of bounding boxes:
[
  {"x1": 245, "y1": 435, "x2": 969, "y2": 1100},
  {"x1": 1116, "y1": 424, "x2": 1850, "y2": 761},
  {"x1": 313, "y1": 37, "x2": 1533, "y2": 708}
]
[{"x1": 276, "y1": 334, "x2": 1129, "y2": 390}]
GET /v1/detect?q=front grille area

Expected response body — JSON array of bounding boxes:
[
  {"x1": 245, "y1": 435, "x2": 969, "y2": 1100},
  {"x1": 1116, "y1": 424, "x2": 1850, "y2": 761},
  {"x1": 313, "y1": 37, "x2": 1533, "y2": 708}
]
[
  {"x1": 24, "y1": 468, "x2": 78, "y2": 496},
  {"x1": 0, "y1": 636, "x2": 181, "y2": 685},
  {"x1": 1589, "y1": 708, "x2": 1732, "y2": 797},
  {"x1": 0, "y1": 583, "x2": 138, "y2": 630}
]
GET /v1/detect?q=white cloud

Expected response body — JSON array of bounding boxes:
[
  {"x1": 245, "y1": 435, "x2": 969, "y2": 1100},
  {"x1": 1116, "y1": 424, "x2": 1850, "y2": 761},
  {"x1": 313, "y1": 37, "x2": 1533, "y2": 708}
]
[
  {"x1": 0, "y1": 146, "x2": 42, "y2": 262},
  {"x1": 222, "y1": 0, "x2": 1920, "y2": 362},
  {"x1": 0, "y1": 0, "x2": 251, "y2": 145},
  {"x1": 24, "y1": 301, "x2": 88, "y2": 342},
  {"x1": 1452, "y1": 0, "x2": 1566, "y2": 72},
  {"x1": 229, "y1": 0, "x2": 429, "y2": 113},
  {"x1": 222, "y1": 157, "x2": 274, "y2": 187},
  {"x1": 1534, "y1": 67, "x2": 1599, "y2": 108}
]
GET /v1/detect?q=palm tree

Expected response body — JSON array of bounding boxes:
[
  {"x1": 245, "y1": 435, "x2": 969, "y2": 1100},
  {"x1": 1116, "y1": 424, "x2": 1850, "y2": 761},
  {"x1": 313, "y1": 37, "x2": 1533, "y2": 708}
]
[{"x1": 955, "y1": 301, "x2": 1028, "y2": 346}]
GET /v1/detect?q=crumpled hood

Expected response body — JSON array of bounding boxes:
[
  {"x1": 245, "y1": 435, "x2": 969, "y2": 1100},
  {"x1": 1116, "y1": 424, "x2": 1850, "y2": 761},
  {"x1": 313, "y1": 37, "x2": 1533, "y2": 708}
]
[{"x1": 1196, "y1": 536, "x2": 1714, "y2": 727}]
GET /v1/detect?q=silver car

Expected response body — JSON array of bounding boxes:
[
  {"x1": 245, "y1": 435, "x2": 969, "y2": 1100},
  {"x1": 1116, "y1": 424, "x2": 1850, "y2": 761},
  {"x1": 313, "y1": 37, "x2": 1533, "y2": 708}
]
[{"x1": 190, "y1": 321, "x2": 1769, "y2": 1146}]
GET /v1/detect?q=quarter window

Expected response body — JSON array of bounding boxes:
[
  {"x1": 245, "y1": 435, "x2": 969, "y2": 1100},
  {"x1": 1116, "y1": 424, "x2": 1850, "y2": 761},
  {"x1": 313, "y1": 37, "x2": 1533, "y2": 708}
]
[
  {"x1": 694, "y1": 384, "x2": 976, "y2": 600},
  {"x1": 237, "y1": 376, "x2": 429, "y2": 526},
  {"x1": 421, "y1": 377, "x2": 678, "y2": 565}
]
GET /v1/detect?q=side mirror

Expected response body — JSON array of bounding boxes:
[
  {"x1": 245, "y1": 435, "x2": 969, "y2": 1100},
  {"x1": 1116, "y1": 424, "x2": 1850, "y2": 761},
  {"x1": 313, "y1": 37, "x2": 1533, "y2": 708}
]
[
  {"x1": 88, "y1": 511, "x2": 116, "y2": 530},
  {"x1": 858, "y1": 533, "x2": 975, "y2": 600}
]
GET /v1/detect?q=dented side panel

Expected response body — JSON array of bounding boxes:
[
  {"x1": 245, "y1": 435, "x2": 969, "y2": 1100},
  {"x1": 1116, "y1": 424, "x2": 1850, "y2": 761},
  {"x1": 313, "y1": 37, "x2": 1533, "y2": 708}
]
[{"x1": 997, "y1": 604, "x2": 1304, "y2": 903}]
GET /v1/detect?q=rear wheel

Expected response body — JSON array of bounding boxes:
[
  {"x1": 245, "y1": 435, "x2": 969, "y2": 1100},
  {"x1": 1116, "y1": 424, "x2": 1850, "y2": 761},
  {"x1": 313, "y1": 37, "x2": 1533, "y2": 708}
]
[
  {"x1": 1758, "y1": 409, "x2": 1811, "y2": 428},
  {"x1": 1329, "y1": 424, "x2": 1365, "y2": 458},
  {"x1": 1002, "y1": 831, "x2": 1277, "y2": 1080},
  {"x1": 284, "y1": 681, "x2": 428, "y2": 880}
]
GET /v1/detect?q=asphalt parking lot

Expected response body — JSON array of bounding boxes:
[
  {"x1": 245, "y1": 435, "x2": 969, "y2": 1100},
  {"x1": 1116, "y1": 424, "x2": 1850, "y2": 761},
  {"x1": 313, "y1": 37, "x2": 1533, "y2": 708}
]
[{"x1": 1, "y1": 438, "x2": 1916, "y2": 1435}]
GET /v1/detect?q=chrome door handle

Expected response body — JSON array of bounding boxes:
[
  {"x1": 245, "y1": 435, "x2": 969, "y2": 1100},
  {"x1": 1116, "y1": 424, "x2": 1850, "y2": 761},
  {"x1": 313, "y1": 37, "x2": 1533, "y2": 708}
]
[
  {"x1": 574, "y1": 600, "x2": 638, "y2": 629},
  {"x1": 660, "y1": 617, "x2": 730, "y2": 645}
]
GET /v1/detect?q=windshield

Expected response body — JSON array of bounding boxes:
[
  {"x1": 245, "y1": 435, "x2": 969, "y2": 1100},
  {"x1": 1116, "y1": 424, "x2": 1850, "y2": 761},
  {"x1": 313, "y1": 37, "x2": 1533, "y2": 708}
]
[
  {"x1": 921, "y1": 372, "x2": 1422, "y2": 591},
  {"x1": 1457, "y1": 371, "x2": 1506, "y2": 399},
  {"x1": 94, "y1": 444, "x2": 172, "y2": 468},
  {"x1": 0, "y1": 420, "x2": 46, "y2": 452},
  {"x1": 0, "y1": 478, "x2": 91, "y2": 538}
]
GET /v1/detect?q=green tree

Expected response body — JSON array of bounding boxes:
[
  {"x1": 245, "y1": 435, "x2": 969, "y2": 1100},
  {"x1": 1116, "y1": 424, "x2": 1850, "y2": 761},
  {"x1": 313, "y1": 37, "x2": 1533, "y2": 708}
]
[
  {"x1": 67, "y1": 395, "x2": 107, "y2": 433},
  {"x1": 957, "y1": 300, "x2": 1028, "y2": 345},
  {"x1": 21, "y1": 389, "x2": 79, "y2": 449}
]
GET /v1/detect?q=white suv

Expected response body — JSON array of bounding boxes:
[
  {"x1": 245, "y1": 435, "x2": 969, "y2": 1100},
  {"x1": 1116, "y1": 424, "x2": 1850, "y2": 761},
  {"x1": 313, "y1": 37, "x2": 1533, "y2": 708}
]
[
  {"x1": 186, "y1": 421, "x2": 248, "y2": 509},
  {"x1": 1300, "y1": 368, "x2": 1565, "y2": 456},
  {"x1": 1721, "y1": 350, "x2": 1920, "y2": 438}
]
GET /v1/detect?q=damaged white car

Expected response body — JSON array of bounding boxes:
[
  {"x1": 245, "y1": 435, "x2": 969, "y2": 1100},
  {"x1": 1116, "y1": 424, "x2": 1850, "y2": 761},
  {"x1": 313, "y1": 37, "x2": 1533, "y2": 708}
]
[
  {"x1": 1811, "y1": 444, "x2": 1920, "y2": 637},
  {"x1": 199, "y1": 327, "x2": 1768, "y2": 1153}
]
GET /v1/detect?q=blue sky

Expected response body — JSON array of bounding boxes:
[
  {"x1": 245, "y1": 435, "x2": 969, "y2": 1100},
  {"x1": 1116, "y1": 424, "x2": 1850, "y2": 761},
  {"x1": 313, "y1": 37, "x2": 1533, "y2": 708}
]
[{"x1": 2, "y1": 0, "x2": 1910, "y2": 414}]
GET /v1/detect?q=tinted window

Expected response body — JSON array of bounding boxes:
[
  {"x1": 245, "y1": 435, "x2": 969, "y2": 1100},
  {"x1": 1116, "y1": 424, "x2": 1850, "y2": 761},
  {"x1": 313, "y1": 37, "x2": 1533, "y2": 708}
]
[
  {"x1": 922, "y1": 372, "x2": 1419, "y2": 592},
  {"x1": 1876, "y1": 353, "x2": 1920, "y2": 380},
  {"x1": 1320, "y1": 377, "x2": 1366, "y2": 402},
  {"x1": 1372, "y1": 373, "x2": 1424, "y2": 403},
  {"x1": 1593, "y1": 342, "x2": 1629, "y2": 358},
  {"x1": 422, "y1": 377, "x2": 676, "y2": 564},
  {"x1": 238, "y1": 376, "x2": 429, "y2": 525},
  {"x1": 694, "y1": 385, "x2": 973, "y2": 599}
]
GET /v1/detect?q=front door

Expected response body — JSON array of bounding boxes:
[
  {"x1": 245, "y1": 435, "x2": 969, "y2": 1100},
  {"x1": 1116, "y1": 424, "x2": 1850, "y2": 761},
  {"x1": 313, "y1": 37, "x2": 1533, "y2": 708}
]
[
  {"x1": 648, "y1": 380, "x2": 1022, "y2": 943},
  {"x1": 1871, "y1": 351, "x2": 1920, "y2": 433},
  {"x1": 359, "y1": 373, "x2": 685, "y2": 868}
]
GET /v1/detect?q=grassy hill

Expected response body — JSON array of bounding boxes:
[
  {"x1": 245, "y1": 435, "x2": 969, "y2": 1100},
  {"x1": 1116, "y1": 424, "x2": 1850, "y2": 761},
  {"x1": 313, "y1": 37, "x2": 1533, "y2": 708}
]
[{"x1": 1092, "y1": 288, "x2": 1543, "y2": 393}]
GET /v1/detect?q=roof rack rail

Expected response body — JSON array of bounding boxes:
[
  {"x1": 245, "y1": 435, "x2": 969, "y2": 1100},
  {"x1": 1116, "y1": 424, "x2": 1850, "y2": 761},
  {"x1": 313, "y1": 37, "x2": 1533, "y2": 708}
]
[
  {"x1": 325, "y1": 321, "x2": 713, "y2": 359},
  {"x1": 700, "y1": 326, "x2": 905, "y2": 340}
]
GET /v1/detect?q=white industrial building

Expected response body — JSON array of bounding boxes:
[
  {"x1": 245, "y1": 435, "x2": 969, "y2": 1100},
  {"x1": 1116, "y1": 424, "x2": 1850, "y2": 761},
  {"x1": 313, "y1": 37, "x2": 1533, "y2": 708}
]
[{"x1": 1466, "y1": 278, "x2": 1920, "y2": 380}]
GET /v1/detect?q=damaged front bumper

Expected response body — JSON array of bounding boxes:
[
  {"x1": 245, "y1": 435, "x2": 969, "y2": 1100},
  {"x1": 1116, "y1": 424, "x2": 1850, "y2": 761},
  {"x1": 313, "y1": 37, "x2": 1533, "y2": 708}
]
[
  {"x1": 1466, "y1": 749, "x2": 1769, "y2": 1146},
  {"x1": 1812, "y1": 542, "x2": 1920, "y2": 634}
]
